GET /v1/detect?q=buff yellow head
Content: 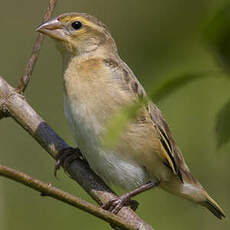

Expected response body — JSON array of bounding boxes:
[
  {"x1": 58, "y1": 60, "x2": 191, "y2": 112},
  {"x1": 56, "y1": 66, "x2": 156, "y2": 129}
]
[{"x1": 36, "y1": 13, "x2": 116, "y2": 55}]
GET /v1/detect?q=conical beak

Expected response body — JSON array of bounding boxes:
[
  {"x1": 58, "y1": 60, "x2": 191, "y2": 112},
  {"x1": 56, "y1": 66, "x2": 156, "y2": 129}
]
[{"x1": 36, "y1": 18, "x2": 66, "y2": 41}]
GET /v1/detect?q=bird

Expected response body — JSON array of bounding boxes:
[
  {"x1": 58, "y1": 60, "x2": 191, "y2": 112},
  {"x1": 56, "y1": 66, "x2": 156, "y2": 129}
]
[{"x1": 36, "y1": 12, "x2": 225, "y2": 219}]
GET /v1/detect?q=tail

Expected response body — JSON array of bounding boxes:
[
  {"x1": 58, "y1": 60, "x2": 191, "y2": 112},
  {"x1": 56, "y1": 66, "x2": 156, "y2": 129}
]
[
  {"x1": 160, "y1": 167, "x2": 225, "y2": 219},
  {"x1": 161, "y1": 179, "x2": 226, "y2": 219},
  {"x1": 201, "y1": 192, "x2": 225, "y2": 220}
]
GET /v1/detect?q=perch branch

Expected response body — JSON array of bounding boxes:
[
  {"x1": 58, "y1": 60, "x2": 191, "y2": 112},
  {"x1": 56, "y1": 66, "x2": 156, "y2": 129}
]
[
  {"x1": 0, "y1": 76, "x2": 153, "y2": 230},
  {"x1": 0, "y1": 165, "x2": 137, "y2": 230}
]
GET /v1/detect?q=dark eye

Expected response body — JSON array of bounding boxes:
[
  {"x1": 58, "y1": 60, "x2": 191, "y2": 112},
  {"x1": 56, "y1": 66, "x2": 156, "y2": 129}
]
[{"x1": 71, "y1": 21, "x2": 82, "y2": 30}]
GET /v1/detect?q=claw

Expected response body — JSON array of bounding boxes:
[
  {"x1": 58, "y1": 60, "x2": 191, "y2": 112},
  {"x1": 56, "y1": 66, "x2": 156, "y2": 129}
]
[
  {"x1": 102, "y1": 196, "x2": 138, "y2": 214},
  {"x1": 54, "y1": 147, "x2": 83, "y2": 177},
  {"x1": 129, "y1": 199, "x2": 139, "y2": 211},
  {"x1": 101, "y1": 181, "x2": 159, "y2": 214}
]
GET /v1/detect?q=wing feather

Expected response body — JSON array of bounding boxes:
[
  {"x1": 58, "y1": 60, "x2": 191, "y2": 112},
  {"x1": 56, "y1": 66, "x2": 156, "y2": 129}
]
[
  {"x1": 104, "y1": 58, "x2": 183, "y2": 181},
  {"x1": 147, "y1": 102, "x2": 183, "y2": 182}
]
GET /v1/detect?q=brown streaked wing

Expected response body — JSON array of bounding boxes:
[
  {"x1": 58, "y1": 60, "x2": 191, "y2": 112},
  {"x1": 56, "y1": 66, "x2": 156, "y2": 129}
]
[
  {"x1": 120, "y1": 62, "x2": 184, "y2": 181},
  {"x1": 147, "y1": 102, "x2": 185, "y2": 181},
  {"x1": 104, "y1": 57, "x2": 184, "y2": 181}
]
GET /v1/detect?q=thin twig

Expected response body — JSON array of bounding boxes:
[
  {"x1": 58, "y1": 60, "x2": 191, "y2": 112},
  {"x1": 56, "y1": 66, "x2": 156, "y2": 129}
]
[
  {"x1": 17, "y1": 0, "x2": 57, "y2": 94},
  {"x1": 0, "y1": 165, "x2": 137, "y2": 230}
]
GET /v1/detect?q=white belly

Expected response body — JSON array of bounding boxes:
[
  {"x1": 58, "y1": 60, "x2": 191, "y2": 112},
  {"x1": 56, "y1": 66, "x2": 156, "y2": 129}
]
[{"x1": 64, "y1": 94, "x2": 149, "y2": 191}]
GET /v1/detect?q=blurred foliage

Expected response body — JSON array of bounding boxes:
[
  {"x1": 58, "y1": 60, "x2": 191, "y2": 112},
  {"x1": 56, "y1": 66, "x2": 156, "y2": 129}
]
[
  {"x1": 1, "y1": 1, "x2": 230, "y2": 230},
  {"x1": 204, "y1": 3, "x2": 230, "y2": 148},
  {"x1": 216, "y1": 99, "x2": 230, "y2": 147},
  {"x1": 150, "y1": 72, "x2": 216, "y2": 102},
  {"x1": 204, "y1": 2, "x2": 230, "y2": 72},
  {"x1": 103, "y1": 100, "x2": 144, "y2": 148}
]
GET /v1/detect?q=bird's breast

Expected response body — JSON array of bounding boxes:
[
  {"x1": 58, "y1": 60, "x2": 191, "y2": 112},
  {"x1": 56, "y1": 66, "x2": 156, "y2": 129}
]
[
  {"x1": 62, "y1": 57, "x2": 151, "y2": 190},
  {"x1": 62, "y1": 56, "x2": 168, "y2": 190},
  {"x1": 63, "y1": 56, "x2": 134, "y2": 151},
  {"x1": 64, "y1": 92, "x2": 150, "y2": 190}
]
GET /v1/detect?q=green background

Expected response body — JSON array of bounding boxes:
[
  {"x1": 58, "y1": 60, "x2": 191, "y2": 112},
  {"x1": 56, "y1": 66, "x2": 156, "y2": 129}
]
[{"x1": 1, "y1": 0, "x2": 230, "y2": 229}]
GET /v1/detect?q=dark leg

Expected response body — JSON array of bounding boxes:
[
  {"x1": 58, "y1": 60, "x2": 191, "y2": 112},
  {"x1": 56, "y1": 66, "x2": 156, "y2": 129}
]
[
  {"x1": 102, "y1": 180, "x2": 160, "y2": 214},
  {"x1": 54, "y1": 147, "x2": 84, "y2": 177}
]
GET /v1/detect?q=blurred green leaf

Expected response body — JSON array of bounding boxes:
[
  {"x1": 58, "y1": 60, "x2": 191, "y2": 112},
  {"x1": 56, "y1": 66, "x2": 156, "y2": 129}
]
[
  {"x1": 204, "y1": 3, "x2": 230, "y2": 72},
  {"x1": 150, "y1": 72, "x2": 212, "y2": 102},
  {"x1": 102, "y1": 100, "x2": 145, "y2": 148},
  {"x1": 215, "y1": 98, "x2": 230, "y2": 147}
]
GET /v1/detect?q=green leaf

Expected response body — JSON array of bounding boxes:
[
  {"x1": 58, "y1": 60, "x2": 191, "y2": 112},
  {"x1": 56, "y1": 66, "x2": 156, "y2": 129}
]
[
  {"x1": 204, "y1": 3, "x2": 230, "y2": 72},
  {"x1": 150, "y1": 72, "x2": 212, "y2": 102},
  {"x1": 215, "y1": 98, "x2": 230, "y2": 147},
  {"x1": 102, "y1": 100, "x2": 144, "y2": 148}
]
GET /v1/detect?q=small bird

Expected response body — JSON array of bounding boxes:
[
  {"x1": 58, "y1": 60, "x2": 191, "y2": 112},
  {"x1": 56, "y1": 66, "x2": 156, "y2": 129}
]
[{"x1": 37, "y1": 12, "x2": 225, "y2": 219}]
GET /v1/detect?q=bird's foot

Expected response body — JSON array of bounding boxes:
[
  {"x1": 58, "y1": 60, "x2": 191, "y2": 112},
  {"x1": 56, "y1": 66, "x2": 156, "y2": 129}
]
[
  {"x1": 102, "y1": 181, "x2": 159, "y2": 214},
  {"x1": 102, "y1": 195, "x2": 139, "y2": 214},
  {"x1": 54, "y1": 147, "x2": 83, "y2": 177}
]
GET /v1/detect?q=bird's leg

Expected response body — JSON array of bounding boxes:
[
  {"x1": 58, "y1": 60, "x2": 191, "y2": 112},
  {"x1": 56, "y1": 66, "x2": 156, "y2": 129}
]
[
  {"x1": 54, "y1": 147, "x2": 84, "y2": 177},
  {"x1": 102, "y1": 180, "x2": 160, "y2": 214}
]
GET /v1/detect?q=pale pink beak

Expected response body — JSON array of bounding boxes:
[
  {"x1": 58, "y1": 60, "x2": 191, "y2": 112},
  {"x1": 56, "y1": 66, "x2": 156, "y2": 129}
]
[{"x1": 36, "y1": 18, "x2": 66, "y2": 41}]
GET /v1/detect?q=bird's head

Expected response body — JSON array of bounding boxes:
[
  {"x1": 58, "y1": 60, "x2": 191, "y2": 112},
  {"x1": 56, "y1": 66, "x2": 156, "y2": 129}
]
[{"x1": 36, "y1": 13, "x2": 117, "y2": 55}]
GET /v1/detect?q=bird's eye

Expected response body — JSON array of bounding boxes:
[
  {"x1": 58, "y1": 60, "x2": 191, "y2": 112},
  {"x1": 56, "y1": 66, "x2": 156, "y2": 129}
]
[{"x1": 71, "y1": 21, "x2": 82, "y2": 30}]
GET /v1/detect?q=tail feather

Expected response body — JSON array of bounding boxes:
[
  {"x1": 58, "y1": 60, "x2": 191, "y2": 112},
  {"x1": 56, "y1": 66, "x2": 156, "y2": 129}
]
[
  {"x1": 161, "y1": 174, "x2": 225, "y2": 219},
  {"x1": 202, "y1": 192, "x2": 225, "y2": 220}
]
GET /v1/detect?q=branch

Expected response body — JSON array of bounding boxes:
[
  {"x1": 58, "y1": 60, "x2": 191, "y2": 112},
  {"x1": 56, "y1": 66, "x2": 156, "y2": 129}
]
[
  {"x1": 17, "y1": 0, "x2": 57, "y2": 94},
  {"x1": 0, "y1": 76, "x2": 153, "y2": 230},
  {"x1": 0, "y1": 165, "x2": 137, "y2": 230}
]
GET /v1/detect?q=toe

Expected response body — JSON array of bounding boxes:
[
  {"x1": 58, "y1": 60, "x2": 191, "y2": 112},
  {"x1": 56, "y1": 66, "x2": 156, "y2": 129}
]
[
  {"x1": 101, "y1": 198, "x2": 117, "y2": 210},
  {"x1": 54, "y1": 147, "x2": 82, "y2": 177},
  {"x1": 111, "y1": 200, "x2": 124, "y2": 214},
  {"x1": 101, "y1": 196, "x2": 133, "y2": 214}
]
